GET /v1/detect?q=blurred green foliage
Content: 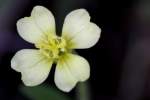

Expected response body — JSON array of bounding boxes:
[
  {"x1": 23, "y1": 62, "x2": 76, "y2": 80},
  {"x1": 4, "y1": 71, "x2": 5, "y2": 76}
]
[{"x1": 20, "y1": 85, "x2": 72, "y2": 100}]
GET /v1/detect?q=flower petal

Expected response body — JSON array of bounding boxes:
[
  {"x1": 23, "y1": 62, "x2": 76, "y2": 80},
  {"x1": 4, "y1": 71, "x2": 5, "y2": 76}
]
[
  {"x1": 17, "y1": 6, "x2": 55, "y2": 43},
  {"x1": 11, "y1": 49, "x2": 53, "y2": 86},
  {"x1": 62, "y1": 9, "x2": 101, "y2": 49},
  {"x1": 31, "y1": 6, "x2": 56, "y2": 35},
  {"x1": 54, "y1": 53, "x2": 90, "y2": 92}
]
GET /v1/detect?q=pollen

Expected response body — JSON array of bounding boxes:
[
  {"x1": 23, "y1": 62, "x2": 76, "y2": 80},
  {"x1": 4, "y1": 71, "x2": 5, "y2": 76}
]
[{"x1": 35, "y1": 36, "x2": 67, "y2": 60}]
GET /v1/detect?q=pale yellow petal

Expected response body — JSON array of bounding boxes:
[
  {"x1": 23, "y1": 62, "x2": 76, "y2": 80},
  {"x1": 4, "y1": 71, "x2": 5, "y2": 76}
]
[
  {"x1": 17, "y1": 6, "x2": 55, "y2": 43},
  {"x1": 11, "y1": 49, "x2": 53, "y2": 86},
  {"x1": 31, "y1": 6, "x2": 56, "y2": 35},
  {"x1": 11, "y1": 49, "x2": 42, "y2": 72},
  {"x1": 54, "y1": 53, "x2": 90, "y2": 92},
  {"x1": 21, "y1": 59, "x2": 52, "y2": 86},
  {"x1": 62, "y1": 9, "x2": 101, "y2": 49}
]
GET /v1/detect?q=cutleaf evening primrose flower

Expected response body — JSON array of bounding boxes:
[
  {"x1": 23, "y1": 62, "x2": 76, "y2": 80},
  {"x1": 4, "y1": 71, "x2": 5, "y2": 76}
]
[{"x1": 11, "y1": 6, "x2": 101, "y2": 92}]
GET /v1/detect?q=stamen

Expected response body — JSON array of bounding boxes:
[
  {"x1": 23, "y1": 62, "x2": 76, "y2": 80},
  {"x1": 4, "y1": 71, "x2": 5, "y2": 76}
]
[{"x1": 35, "y1": 36, "x2": 67, "y2": 59}]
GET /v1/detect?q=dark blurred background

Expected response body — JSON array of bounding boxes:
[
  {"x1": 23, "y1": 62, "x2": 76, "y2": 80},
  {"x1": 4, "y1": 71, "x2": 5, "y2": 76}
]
[{"x1": 1, "y1": 0, "x2": 150, "y2": 100}]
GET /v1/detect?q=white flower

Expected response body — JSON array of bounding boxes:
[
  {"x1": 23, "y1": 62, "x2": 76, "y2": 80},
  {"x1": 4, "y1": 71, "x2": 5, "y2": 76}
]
[{"x1": 11, "y1": 6, "x2": 101, "y2": 92}]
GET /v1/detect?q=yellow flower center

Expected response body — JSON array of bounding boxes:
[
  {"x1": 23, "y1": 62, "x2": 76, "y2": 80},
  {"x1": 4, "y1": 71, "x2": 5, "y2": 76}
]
[{"x1": 35, "y1": 35, "x2": 67, "y2": 60}]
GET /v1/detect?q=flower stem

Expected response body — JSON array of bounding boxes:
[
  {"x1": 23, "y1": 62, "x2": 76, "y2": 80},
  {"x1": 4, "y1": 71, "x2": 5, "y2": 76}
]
[{"x1": 76, "y1": 81, "x2": 91, "y2": 100}]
